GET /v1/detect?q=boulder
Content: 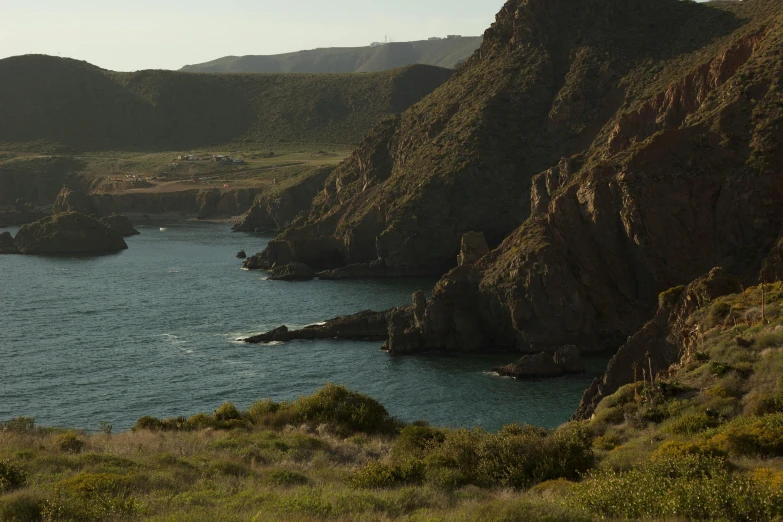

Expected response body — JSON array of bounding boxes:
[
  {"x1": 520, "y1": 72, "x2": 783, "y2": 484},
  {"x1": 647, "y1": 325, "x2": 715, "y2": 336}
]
[
  {"x1": 0, "y1": 231, "x2": 17, "y2": 254},
  {"x1": 268, "y1": 262, "x2": 316, "y2": 281},
  {"x1": 52, "y1": 186, "x2": 99, "y2": 216},
  {"x1": 100, "y1": 214, "x2": 139, "y2": 237},
  {"x1": 492, "y1": 346, "x2": 586, "y2": 379},
  {"x1": 236, "y1": 250, "x2": 247, "y2": 259},
  {"x1": 13, "y1": 212, "x2": 127, "y2": 255},
  {"x1": 246, "y1": 325, "x2": 291, "y2": 343},
  {"x1": 458, "y1": 232, "x2": 489, "y2": 266}
]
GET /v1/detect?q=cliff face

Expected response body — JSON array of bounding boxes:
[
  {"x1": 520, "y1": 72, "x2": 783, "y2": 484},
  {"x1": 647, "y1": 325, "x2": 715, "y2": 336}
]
[
  {"x1": 92, "y1": 188, "x2": 262, "y2": 219},
  {"x1": 251, "y1": 0, "x2": 783, "y2": 363},
  {"x1": 253, "y1": 0, "x2": 771, "y2": 276}
]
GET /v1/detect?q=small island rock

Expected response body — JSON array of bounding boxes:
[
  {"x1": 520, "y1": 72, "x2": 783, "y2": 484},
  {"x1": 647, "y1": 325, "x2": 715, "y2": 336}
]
[
  {"x1": 14, "y1": 212, "x2": 127, "y2": 255},
  {"x1": 237, "y1": 250, "x2": 247, "y2": 259}
]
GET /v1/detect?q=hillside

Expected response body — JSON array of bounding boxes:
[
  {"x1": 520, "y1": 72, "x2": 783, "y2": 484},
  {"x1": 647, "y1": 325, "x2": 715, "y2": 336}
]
[
  {"x1": 180, "y1": 37, "x2": 482, "y2": 74},
  {"x1": 0, "y1": 56, "x2": 453, "y2": 152},
  {"x1": 246, "y1": 0, "x2": 783, "y2": 361}
]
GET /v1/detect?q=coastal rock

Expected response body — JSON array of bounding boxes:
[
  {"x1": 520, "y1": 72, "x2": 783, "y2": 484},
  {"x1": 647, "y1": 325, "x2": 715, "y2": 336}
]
[
  {"x1": 13, "y1": 212, "x2": 127, "y2": 255},
  {"x1": 492, "y1": 346, "x2": 586, "y2": 379},
  {"x1": 318, "y1": 259, "x2": 387, "y2": 280},
  {"x1": 572, "y1": 268, "x2": 742, "y2": 420},
  {"x1": 268, "y1": 262, "x2": 316, "y2": 281},
  {"x1": 52, "y1": 186, "x2": 99, "y2": 217},
  {"x1": 236, "y1": 250, "x2": 247, "y2": 259},
  {"x1": 244, "y1": 310, "x2": 389, "y2": 344},
  {"x1": 0, "y1": 231, "x2": 17, "y2": 254},
  {"x1": 100, "y1": 214, "x2": 139, "y2": 237},
  {"x1": 458, "y1": 232, "x2": 489, "y2": 266}
]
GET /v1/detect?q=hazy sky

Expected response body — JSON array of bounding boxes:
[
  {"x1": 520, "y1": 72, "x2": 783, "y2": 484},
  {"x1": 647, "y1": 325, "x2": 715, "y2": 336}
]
[{"x1": 0, "y1": 0, "x2": 505, "y2": 71}]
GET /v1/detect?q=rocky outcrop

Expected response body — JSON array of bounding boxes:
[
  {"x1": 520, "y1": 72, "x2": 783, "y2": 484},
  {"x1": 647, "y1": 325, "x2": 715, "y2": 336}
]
[
  {"x1": 236, "y1": 250, "x2": 247, "y2": 259},
  {"x1": 268, "y1": 262, "x2": 316, "y2": 281},
  {"x1": 317, "y1": 259, "x2": 388, "y2": 280},
  {"x1": 13, "y1": 212, "x2": 127, "y2": 255},
  {"x1": 457, "y1": 232, "x2": 489, "y2": 266},
  {"x1": 492, "y1": 346, "x2": 585, "y2": 379},
  {"x1": 233, "y1": 167, "x2": 333, "y2": 233},
  {"x1": 0, "y1": 231, "x2": 17, "y2": 254},
  {"x1": 572, "y1": 267, "x2": 743, "y2": 420},
  {"x1": 100, "y1": 214, "x2": 139, "y2": 237},
  {"x1": 52, "y1": 186, "x2": 99, "y2": 216},
  {"x1": 244, "y1": 310, "x2": 389, "y2": 344}
]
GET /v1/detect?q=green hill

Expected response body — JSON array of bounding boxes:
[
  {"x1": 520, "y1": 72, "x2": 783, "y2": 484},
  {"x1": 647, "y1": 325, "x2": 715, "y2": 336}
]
[
  {"x1": 179, "y1": 37, "x2": 482, "y2": 74},
  {"x1": 0, "y1": 55, "x2": 453, "y2": 152}
]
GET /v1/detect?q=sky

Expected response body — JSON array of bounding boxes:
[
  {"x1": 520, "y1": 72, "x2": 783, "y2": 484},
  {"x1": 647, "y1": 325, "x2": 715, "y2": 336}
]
[{"x1": 0, "y1": 0, "x2": 505, "y2": 72}]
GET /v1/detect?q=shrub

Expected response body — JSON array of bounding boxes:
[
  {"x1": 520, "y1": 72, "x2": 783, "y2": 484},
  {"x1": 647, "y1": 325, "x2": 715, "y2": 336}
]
[
  {"x1": 651, "y1": 440, "x2": 727, "y2": 460},
  {"x1": 756, "y1": 330, "x2": 783, "y2": 349},
  {"x1": 712, "y1": 414, "x2": 783, "y2": 456},
  {"x1": 664, "y1": 411, "x2": 722, "y2": 435},
  {"x1": 43, "y1": 473, "x2": 142, "y2": 521},
  {"x1": 0, "y1": 491, "x2": 45, "y2": 522},
  {"x1": 54, "y1": 432, "x2": 86, "y2": 454},
  {"x1": 710, "y1": 361, "x2": 734, "y2": 377},
  {"x1": 350, "y1": 460, "x2": 425, "y2": 489},
  {"x1": 293, "y1": 383, "x2": 397, "y2": 435},
  {"x1": 213, "y1": 402, "x2": 243, "y2": 422},
  {"x1": 659, "y1": 286, "x2": 685, "y2": 309},
  {"x1": 391, "y1": 425, "x2": 446, "y2": 459},
  {"x1": 0, "y1": 460, "x2": 27, "y2": 493},
  {"x1": 0, "y1": 418, "x2": 36, "y2": 433},
  {"x1": 570, "y1": 456, "x2": 783, "y2": 521},
  {"x1": 593, "y1": 433, "x2": 621, "y2": 451}
]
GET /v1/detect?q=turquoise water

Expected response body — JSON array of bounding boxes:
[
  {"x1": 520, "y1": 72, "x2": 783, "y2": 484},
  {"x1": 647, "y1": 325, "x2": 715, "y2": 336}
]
[{"x1": 0, "y1": 221, "x2": 605, "y2": 432}]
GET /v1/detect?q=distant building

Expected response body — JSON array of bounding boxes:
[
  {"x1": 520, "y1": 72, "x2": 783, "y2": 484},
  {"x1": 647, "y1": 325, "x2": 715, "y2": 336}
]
[
  {"x1": 446, "y1": 35, "x2": 462, "y2": 39},
  {"x1": 370, "y1": 42, "x2": 384, "y2": 47},
  {"x1": 428, "y1": 37, "x2": 442, "y2": 41}
]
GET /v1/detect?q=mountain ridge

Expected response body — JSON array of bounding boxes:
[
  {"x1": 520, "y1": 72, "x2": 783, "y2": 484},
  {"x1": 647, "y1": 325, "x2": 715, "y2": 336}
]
[
  {"x1": 179, "y1": 37, "x2": 482, "y2": 74},
  {"x1": 0, "y1": 55, "x2": 453, "y2": 152}
]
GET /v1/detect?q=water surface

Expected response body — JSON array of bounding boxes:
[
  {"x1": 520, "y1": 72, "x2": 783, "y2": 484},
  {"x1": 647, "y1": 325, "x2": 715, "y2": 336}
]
[{"x1": 0, "y1": 221, "x2": 605, "y2": 432}]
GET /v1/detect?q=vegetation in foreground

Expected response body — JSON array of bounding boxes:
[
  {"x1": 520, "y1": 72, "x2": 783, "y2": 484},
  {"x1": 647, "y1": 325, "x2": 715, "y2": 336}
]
[{"x1": 6, "y1": 283, "x2": 783, "y2": 520}]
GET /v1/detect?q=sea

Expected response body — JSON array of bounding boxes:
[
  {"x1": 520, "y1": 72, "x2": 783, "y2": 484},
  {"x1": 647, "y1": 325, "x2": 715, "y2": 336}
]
[{"x1": 0, "y1": 221, "x2": 605, "y2": 432}]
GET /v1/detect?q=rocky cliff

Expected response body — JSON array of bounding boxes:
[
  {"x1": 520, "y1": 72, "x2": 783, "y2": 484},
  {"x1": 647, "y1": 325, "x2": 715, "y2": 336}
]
[
  {"x1": 233, "y1": 167, "x2": 333, "y2": 233},
  {"x1": 246, "y1": 0, "x2": 783, "y2": 369}
]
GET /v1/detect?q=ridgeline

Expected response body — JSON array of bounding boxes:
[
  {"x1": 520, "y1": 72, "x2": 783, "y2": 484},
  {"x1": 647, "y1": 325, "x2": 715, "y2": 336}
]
[
  {"x1": 0, "y1": 55, "x2": 453, "y2": 152},
  {"x1": 179, "y1": 37, "x2": 482, "y2": 74}
]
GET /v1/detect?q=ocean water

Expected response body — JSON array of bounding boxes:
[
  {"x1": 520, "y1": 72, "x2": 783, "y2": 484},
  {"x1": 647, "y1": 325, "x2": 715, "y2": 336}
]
[{"x1": 0, "y1": 221, "x2": 605, "y2": 432}]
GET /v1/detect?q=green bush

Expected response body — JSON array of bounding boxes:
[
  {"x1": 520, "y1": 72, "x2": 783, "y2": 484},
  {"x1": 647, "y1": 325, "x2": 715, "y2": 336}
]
[
  {"x1": 664, "y1": 411, "x2": 722, "y2": 435},
  {"x1": 292, "y1": 383, "x2": 398, "y2": 435},
  {"x1": 651, "y1": 440, "x2": 727, "y2": 460},
  {"x1": 43, "y1": 473, "x2": 142, "y2": 521},
  {"x1": 349, "y1": 460, "x2": 425, "y2": 489},
  {"x1": 0, "y1": 460, "x2": 26, "y2": 493},
  {"x1": 659, "y1": 286, "x2": 685, "y2": 309},
  {"x1": 712, "y1": 414, "x2": 783, "y2": 456},
  {"x1": 356, "y1": 423, "x2": 593, "y2": 490},
  {"x1": 54, "y1": 432, "x2": 86, "y2": 454},
  {"x1": 0, "y1": 418, "x2": 36, "y2": 433},
  {"x1": 570, "y1": 456, "x2": 783, "y2": 521},
  {"x1": 213, "y1": 402, "x2": 243, "y2": 422},
  {"x1": 0, "y1": 491, "x2": 45, "y2": 522}
]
